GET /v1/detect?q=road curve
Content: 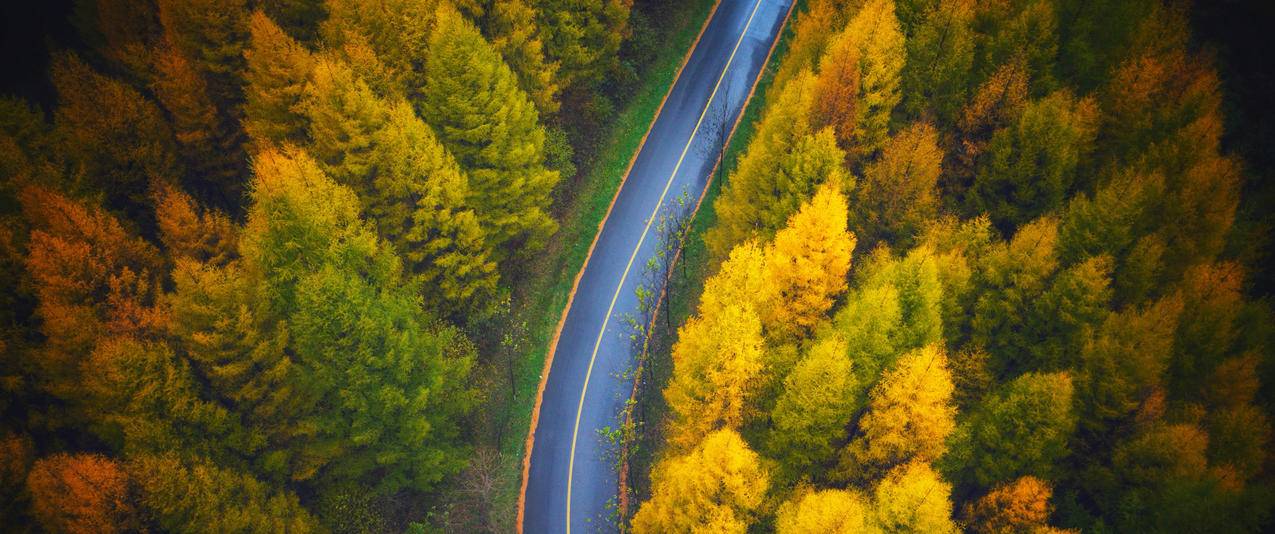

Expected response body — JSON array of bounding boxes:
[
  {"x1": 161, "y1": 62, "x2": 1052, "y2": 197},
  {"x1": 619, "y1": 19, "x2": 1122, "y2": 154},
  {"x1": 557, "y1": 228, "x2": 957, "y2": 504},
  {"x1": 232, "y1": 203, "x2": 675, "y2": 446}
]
[{"x1": 521, "y1": 1, "x2": 793, "y2": 532}]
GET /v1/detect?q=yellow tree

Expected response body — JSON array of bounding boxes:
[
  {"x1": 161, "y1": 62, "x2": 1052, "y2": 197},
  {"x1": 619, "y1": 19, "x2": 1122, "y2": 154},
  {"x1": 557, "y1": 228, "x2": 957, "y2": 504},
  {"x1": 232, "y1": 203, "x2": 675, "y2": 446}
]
[
  {"x1": 850, "y1": 122, "x2": 942, "y2": 249},
  {"x1": 485, "y1": 0, "x2": 561, "y2": 115},
  {"x1": 839, "y1": 344, "x2": 956, "y2": 482},
  {"x1": 242, "y1": 10, "x2": 313, "y2": 147},
  {"x1": 873, "y1": 461, "x2": 957, "y2": 533},
  {"x1": 664, "y1": 243, "x2": 766, "y2": 449},
  {"x1": 762, "y1": 182, "x2": 854, "y2": 341},
  {"x1": 775, "y1": 488, "x2": 876, "y2": 534},
  {"x1": 632, "y1": 429, "x2": 769, "y2": 534},
  {"x1": 834, "y1": 0, "x2": 905, "y2": 162},
  {"x1": 153, "y1": 183, "x2": 238, "y2": 266},
  {"x1": 812, "y1": 30, "x2": 861, "y2": 154}
]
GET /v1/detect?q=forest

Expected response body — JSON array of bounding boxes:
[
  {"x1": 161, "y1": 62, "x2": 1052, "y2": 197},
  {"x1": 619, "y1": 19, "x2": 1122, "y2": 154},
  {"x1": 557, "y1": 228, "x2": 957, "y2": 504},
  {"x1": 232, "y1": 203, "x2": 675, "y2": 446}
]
[
  {"x1": 0, "y1": 0, "x2": 1272, "y2": 532},
  {"x1": 629, "y1": 0, "x2": 1275, "y2": 532}
]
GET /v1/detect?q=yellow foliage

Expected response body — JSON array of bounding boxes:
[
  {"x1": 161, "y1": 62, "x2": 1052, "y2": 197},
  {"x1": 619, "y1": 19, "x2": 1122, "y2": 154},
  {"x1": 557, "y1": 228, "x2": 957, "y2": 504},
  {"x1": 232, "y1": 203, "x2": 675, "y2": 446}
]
[
  {"x1": 632, "y1": 429, "x2": 769, "y2": 534},
  {"x1": 762, "y1": 182, "x2": 855, "y2": 341},
  {"x1": 775, "y1": 488, "x2": 876, "y2": 534},
  {"x1": 873, "y1": 461, "x2": 957, "y2": 533},
  {"x1": 831, "y1": 0, "x2": 905, "y2": 161}
]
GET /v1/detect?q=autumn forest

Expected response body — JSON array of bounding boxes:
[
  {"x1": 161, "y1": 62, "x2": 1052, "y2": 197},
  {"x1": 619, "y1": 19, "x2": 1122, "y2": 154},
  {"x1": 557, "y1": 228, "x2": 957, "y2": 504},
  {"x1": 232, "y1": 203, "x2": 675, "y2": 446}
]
[{"x1": 1, "y1": 0, "x2": 1273, "y2": 532}]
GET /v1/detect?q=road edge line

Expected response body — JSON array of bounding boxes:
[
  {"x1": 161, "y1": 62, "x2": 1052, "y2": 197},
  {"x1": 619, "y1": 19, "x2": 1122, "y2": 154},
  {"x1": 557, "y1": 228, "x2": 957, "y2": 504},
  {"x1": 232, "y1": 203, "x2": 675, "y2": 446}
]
[
  {"x1": 516, "y1": 2, "x2": 723, "y2": 531},
  {"x1": 613, "y1": 0, "x2": 798, "y2": 520}
]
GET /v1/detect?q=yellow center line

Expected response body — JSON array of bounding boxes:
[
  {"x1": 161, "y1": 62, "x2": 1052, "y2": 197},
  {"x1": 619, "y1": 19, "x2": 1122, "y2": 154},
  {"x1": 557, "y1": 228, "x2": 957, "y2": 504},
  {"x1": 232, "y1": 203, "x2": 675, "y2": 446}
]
[{"x1": 564, "y1": 0, "x2": 767, "y2": 530}]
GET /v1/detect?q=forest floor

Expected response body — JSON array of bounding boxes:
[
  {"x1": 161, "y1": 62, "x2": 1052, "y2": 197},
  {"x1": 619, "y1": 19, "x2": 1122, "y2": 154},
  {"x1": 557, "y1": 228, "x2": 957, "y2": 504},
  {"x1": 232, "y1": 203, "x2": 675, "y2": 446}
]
[{"x1": 461, "y1": 0, "x2": 719, "y2": 527}]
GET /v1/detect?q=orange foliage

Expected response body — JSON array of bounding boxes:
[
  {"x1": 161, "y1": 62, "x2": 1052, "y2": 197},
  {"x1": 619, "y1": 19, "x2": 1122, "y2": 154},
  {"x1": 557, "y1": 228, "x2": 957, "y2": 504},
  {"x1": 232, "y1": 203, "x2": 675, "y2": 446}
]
[{"x1": 26, "y1": 454, "x2": 136, "y2": 533}]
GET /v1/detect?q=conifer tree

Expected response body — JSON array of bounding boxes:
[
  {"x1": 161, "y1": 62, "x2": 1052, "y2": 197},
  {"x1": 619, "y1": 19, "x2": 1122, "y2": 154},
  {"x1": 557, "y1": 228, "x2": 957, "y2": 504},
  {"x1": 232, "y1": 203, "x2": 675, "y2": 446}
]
[
  {"x1": 533, "y1": 0, "x2": 631, "y2": 90},
  {"x1": 962, "y1": 372, "x2": 1076, "y2": 486},
  {"x1": 50, "y1": 52, "x2": 178, "y2": 221},
  {"x1": 973, "y1": 0, "x2": 1059, "y2": 95},
  {"x1": 486, "y1": 0, "x2": 561, "y2": 115},
  {"x1": 762, "y1": 183, "x2": 854, "y2": 341},
  {"x1": 839, "y1": 345, "x2": 956, "y2": 482},
  {"x1": 27, "y1": 454, "x2": 137, "y2": 533},
  {"x1": 775, "y1": 488, "x2": 875, "y2": 534},
  {"x1": 900, "y1": 0, "x2": 975, "y2": 124},
  {"x1": 320, "y1": 0, "x2": 436, "y2": 101},
  {"x1": 157, "y1": 0, "x2": 250, "y2": 112},
  {"x1": 850, "y1": 122, "x2": 942, "y2": 249},
  {"x1": 812, "y1": 31, "x2": 861, "y2": 154},
  {"x1": 242, "y1": 10, "x2": 313, "y2": 147},
  {"x1": 962, "y1": 476, "x2": 1059, "y2": 534},
  {"x1": 1076, "y1": 296, "x2": 1181, "y2": 433},
  {"x1": 258, "y1": 0, "x2": 325, "y2": 43},
  {"x1": 664, "y1": 243, "x2": 766, "y2": 449},
  {"x1": 970, "y1": 217, "x2": 1060, "y2": 374},
  {"x1": 153, "y1": 183, "x2": 238, "y2": 266},
  {"x1": 632, "y1": 429, "x2": 768, "y2": 534},
  {"x1": 74, "y1": 0, "x2": 163, "y2": 81},
  {"x1": 945, "y1": 59, "x2": 1027, "y2": 201},
  {"x1": 150, "y1": 39, "x2": 242, "y2": 198},
  {"x1": 301, "y1": 55, "x2": 389, "y2": 191},
  {"x1": 834, "y1": 0, "x2": 906, "y2": 161},
  {"x1": 768, "y1": 337, "x2": 856, "y2": 475},
  {"x1": 873, "y1": 461, "x2": 957, "y2": 533},
  {"x1": 967, "y1": 90, "x2": 1099, "y2": 232},
  {"x1": 423, "y1": 4, "x2": 558, "y2": 258}
]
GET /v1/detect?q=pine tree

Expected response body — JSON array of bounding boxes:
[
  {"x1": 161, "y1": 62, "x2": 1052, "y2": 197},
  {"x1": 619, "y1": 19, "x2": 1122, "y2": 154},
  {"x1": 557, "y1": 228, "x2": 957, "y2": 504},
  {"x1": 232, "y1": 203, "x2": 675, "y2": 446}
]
[
  {"x1": 873, "y1": 461, "x2": 957, "y2": 533},
  {"x1": 153, "y1": 183, "x2": 238, "y2": 266},
  {"x1": 320, "y1": 0, "x2": 436, "y2": 101},
  {"x1": 242, "y1": 10, "x2": 313, "y2": 147},
  {"x1": 169, "y1": 148, "x2": 474, "y2": 493},
  {"x1": 533, "y1": 0, "x2": 631, "y2": 90},
  {"x1": 967, "y1": 90, "x2": 1099, "y2": 233},
  {"x1": 26, "y1": 454, "x2": 137, "y2": 533},
  {"x1": 301, "y1": 55, "x2": 389, "y2": 191},
  {"x1": 839, "y1": 345, "x2": 955, "y2": 482},
  {"x1": 945, "y1": 59, "x2": 1027, "y2": 202},
  {"x1": 771, "y1": 0, "x2": 859, "y2": 99},
  {"x1": 664, "y1": 243, "x2": 766, "y2": 449},
  {"x1": 963, "y1": 372, "x2": 1077, "y2": 486},
  {"x1": 486, "y1": 0, "x2": 561, "y2": 115},
  {"x1": 632, "y1": 429, "x2": 769, "y2": 534},
  {"x1": 775, "y1": 488, "x2": 876, "y2": 534},
  {"x1": 762, "y1": 183, "x2": 855, "y2": 341},
  {"x1": 835, "y1": 0, "x2": 906, "y2": 161},
  {"x1": 423, "y1": 4, "x2": 558, "y2": 258},
  {"x1": 969, "y1": 216, "x2": 1060, "y2": 374},
  {"x1": 1076, "y1": 296, "x2": 1181, "y2": 433},
  {"x1": 768, "y1": 337, "x2": 856, "y2": 476},
  {"x1": 900, "y1": 0, "x2": 975, "y2": 124},
  {"x1": 156, "y1": 0, "x2": 250, "y2": 112},
  {"x1": 850, "y1": 122, "x2": 942, "y2": 249},
  {"x1": 129, "y1": 453, "x2": 319, "y2": 533},
  {"x1": 973, "y1": 0, "x2": 1059, "y2": 96},
  {"x1": 50, "y1": 52, "x2": 178, "y2": 221},
  {"x1": 963, "y1": 476, "x2": 1059, "y2": 534},
  {"x1": 150, "y1": 39, "x2": 242, "y2": 199},
  {"x1": 812, "y1": 30, "x2": 861, "y2": 154}
]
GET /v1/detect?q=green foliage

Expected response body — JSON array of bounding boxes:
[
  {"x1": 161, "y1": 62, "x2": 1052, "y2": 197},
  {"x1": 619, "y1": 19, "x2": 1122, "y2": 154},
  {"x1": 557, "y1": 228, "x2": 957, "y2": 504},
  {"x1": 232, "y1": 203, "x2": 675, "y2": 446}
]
[
  {"x1": 534, "y1": 0, "x2": 631, "y2": 90},
  {"x1": 423, "y1": 4, "x2": 558, "y2": 259},
  {"x1": 768, "y1": 337, "x2": 856, "y2": 476},
  {"x1": 960, "y1": 372, "x2": 1077, "y2": 487},
  {"x1": 900, "y1": 0, "x2": 975, "y2": 125}
]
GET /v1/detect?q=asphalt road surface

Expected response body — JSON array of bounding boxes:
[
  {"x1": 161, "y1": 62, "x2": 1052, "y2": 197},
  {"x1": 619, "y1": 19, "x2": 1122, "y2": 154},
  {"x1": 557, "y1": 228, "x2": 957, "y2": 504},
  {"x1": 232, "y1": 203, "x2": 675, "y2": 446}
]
[{"x1": 521, "y1": 1, "x2": 793, "y2": 532}]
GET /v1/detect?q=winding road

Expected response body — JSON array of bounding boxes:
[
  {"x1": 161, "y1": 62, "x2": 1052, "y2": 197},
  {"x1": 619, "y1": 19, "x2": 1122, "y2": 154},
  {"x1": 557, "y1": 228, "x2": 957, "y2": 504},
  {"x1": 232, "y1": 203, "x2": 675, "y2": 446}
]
[{"x1": 520, "y1": 1, "x2": 793, "y2": 531}]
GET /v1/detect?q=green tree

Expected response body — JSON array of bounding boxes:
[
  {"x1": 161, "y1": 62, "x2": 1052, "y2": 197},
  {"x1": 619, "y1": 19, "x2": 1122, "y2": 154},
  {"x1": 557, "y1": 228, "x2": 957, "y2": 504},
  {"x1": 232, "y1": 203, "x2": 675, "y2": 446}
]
[
  {"x1": 967, "y1": 90, "x2": 1099, "y2": 233},
  {"x1": 302, "y1": 55, "x2": 388, "y2": 190},
  {"x1": 1076, "y1": 296, "x2": 1181, "y2": 434},
  {"x1": 242, "y1": 10, "x2": 313, "y2": 147},
  {"x1": 533, "y1": 0, "x2": 631, "y2": 90},
  {"x1": 969, "y1": 216, "x2": 1060, "y2": 374},
  {"x1": 900, "y1": 0, "x2": 975, "y2": 125},
  {"x1": 485, "y1": 0, "x2": 561, "y2": 115},
  {"x1": 768, "y1": 337, "x2": 856, "y2": 476},
  {"x1": 320, "y1": 0, "x2": 436, "y2": 102},
  {"x1": 169, "y1": 148, "x2": 473, "y2": 493},
  {"x1": 129, "y1": 453, "x2": 319, "y2": 533},
  {"x1": 962, "y1": 372, "x2": 1077, "y2": 486},
  {"x1": 632, "y1": 429, "x2": 769, "y2": 534},
  {"x1": 834, "y1": 0, "x2": 906, "y2": 162},
  {"x1": 973, "y1": 0, "x2": 1058, "y2": 95},
  {"x1": 423, "y1": 4, "x2": 558, "y2": 258}
]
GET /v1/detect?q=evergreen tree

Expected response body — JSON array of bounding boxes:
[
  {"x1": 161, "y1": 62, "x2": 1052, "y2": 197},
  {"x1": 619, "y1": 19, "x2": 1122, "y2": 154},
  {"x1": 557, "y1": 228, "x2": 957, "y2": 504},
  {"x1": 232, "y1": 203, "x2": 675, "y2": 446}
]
[
  {"x1": 900, "y1": 0, "x2": 975, "y2": 125},
  {"x1": 156, "y1": 0, "x2": 250, "y2": 112},
  {"x1": 632, "y1": 429, "x2": 769, "y2": 534},
  {"x1": 423, "y1": 4, "x2": 558, "y2": 258},
  {"x1": 533, "y1": 0, "x2": 631, "y2": 90},
  {"x1": 242, "y1": 10, "x2": 313, "y2": 147},
  {"x1": 153, "y1": 183, "x2": 238, "y2": 266},
  {"x1": 150, "y1": 39, "x2": 242, "y2": 200},
  {"x1": 962, "y1": 372, "x2": 1076, "y2": 486},
  {"x1": 485, "y1": 0, "x2": 561, "y2": 115},
  {"x1": 969, "y1": 216, "x2": 1060, "y2": 374},
  {"x1": 973, "y1": 0, "x2": 1059, "y2": 96},
  {"x1": 320, "y1": 0, "x2": 436, "y2": 102},
  {"x1": 302, "y1": 55, "x2": 388, "y2": 190}
]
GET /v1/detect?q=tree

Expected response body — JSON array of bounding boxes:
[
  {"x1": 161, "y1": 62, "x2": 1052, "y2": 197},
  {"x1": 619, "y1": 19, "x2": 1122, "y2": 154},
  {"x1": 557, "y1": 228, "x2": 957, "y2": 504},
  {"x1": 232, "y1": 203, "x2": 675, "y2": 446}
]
[
  {"x1": 632, "y1": 429, "x2": 768, "y2": 534},
  {"x1": 945, "y1": 59, "x2": 1027, "y2": 202},
  {"x1": 169, "y1": 148, "x2": 474, "y2": 493},
  {"x1": 27, "y1": 454, "x2": 137, "y2": 533},
  {"x1": 302, "y1": 55, "x2": 389, "y2": 191},
  {"x1": 768, "y1": 337, "x2": 856, "y2": 475},
  {"x1": 962, "y1": 476, "x2": 1058, "y2": 534},
  {"x1": 485, "y1": 0, "x2": 561, "y2": 115},
  {"x1": 762, "y1": 183, "x2": 855, "y2": 341},
  {"x1": 242, "y1": 10, "x2": 313, "y2": 147},
  {"x1": 664, "y1": 243, "x2": 766, "y2": 449},
  {"x1": 850, "y1": 122, "x2": 942, "y2": 248},
  {"x1": 534, "y1": 0, "x2": 631, "y2": 90},
  {"x1": 1170, "y1": 262, "x2": 1243, "y2": 399},
  {"x1": 258, "y1": 0, "x2": 325, "y2": 43},
  {"x1": 423, "y1": 4, "x2": 558, "y2": 258},
  {"x1": 375, "y1": 102, "x2": 499, "y2": 318},
  {"x1": 150, "y1": 38, "x2": 242, "y2": 199},
  {"x1": 812, "y1": 28, "x2": 861, "y2": 154},
  {"x1": 900, "y1": 0, "x2": 975, "y2": 125},
  {"x1": 969, "y1": 216, "x2": 1060, "y2": 375},
  {"x1": 1076, "y1": 296, "x2": 1181, "y2": 433},
  {"x1": 873, "y1": 461, "x2": 957, "y2": 534},
  {"x1": 153, "y1": 183, "x2": 238, "y2": 266},
  {"x1": 963, "y1": 372, "x2": 1076, "y2": 486},
  {"x1": 1021, "y1": 255, "x2": 1113, "y2": 371},
  {"x1": 771, "y1": 0, "x2": 858, "y2": 98},
  {"x1": 833, "y1": 0, "x2": 906, "y2": 162},
  {"x1": 73, "y1": 0, "x2": 163, "y2": 81},
  {"x1": 129, "y1": 453, "x2": 319, "y2": 533},
  {"x1": 839, "y1": 345, "x2": 955, "y2": 482},
  {"x1": 156, "y1": 0, "x2": 250, "y2": 112},
  {"x1": 972, "y1": 0, "x2": 1059, "y2": 96},
  {"x1": 707, "y1": 70, "x2": 826, "y2": 259},
  {"x1": 320, "y1": 0, "x2": 436, "y2": 101},
  {"x1": 50, "y1": 52, "x2": 178, "y2": 222},
  {"x1": 967, "y1": 90, "x2": 1099, "y2": 233},
  {"x1": 775, "y1": 488, "x2": 875, "y2": 534},
  {"x1": 19, "y1": 186, "x2": 166, "y2": 403}
]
